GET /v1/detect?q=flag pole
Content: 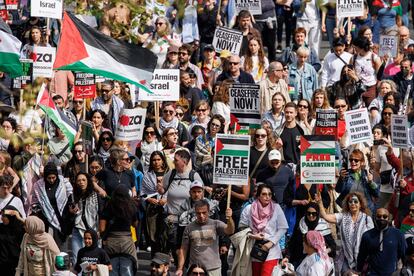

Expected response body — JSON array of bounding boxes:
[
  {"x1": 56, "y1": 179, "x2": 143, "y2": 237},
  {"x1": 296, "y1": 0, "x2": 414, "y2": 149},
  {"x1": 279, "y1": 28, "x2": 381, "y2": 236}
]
[
  {"x1": 155, "y1": 101, "x2": 160, "y2": 130},
  {"x1": 83, "y1": 100, "x2": 88, "y2": 174}
]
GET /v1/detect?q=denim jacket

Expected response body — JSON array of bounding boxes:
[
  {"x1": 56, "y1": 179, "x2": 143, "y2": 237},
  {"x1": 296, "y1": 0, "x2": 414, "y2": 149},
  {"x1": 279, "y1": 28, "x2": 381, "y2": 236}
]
[{"x1": 288, "y1": 63, "x2": 318, "y2": 101}]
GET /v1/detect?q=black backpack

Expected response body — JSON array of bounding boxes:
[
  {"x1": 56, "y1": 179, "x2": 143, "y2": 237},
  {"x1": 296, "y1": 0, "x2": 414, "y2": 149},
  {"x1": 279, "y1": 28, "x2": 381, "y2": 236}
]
[{"x1": 166, "y1": 169, "x2": 196, "y2": 191}]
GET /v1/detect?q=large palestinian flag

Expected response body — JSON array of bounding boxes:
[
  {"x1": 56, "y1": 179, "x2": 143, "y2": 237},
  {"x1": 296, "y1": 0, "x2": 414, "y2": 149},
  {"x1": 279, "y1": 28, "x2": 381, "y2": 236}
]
[
  {"x1": 0, "y1": 18, "x2": 23, "y2": 77},
  {"x1": 54, "y1": 12, "x2": 158, "y2": 93}
]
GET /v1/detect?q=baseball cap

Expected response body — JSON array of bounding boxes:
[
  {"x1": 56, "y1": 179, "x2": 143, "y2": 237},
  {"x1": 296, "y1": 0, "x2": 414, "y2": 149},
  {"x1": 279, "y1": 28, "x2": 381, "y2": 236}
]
[
  {"x1": 190, "y1": 180, "x2": 204, "y2": 190},
  {"x1": 167, "y1": 45, "x2": 179, "y2": 53},
  {"x1": 220, "y1": 49, "x2": 232, "y2": 58},
  {"x1": 151, "y1": 252, "x2": 170, "y2": 265},
  {"x1": 203, "y1": 44, "x2": 215, "y2": 51},
  {"x1": 268, "y1": 149, "x2": 282, "y2": 161}
]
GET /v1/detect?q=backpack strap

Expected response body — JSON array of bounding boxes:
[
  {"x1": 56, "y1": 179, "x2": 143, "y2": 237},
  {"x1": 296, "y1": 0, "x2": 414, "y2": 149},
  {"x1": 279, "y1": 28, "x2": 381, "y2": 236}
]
[
  {"x1": 166, "y1": 169, "x2": 177, "y2": 193},
  {"x1": 189, "y1": 170, "x2": 195, "y2": 182}
]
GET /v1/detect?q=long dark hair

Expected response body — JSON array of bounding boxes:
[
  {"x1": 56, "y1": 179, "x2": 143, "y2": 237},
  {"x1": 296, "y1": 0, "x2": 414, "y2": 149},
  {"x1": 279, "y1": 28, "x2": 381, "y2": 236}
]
[
  {"x1": 73, "y1": 172, "x2": 94, "y2": 202},
  {"x1": 188, "y1": 263, "x2": 209, "y2": 276},
  {"x1": 108, "y1": 185, "x2": 137, "y2": 221},
  {"x1": 96, "y1": 131, "x2": 114, "y2": 152},
  {"x1": 255, "y1": 183, "x2": 276, "y2": 202},
  {"x1": 148, "y1": 151, "x2": 168, "y2": 173}
]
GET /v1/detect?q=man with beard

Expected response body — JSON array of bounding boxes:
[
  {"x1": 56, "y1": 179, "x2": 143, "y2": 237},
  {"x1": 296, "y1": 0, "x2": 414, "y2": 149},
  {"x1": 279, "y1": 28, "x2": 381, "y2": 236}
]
[
  {"x1": 178, "y1": 44, "x2": 204, "y2": 90},
  {"x1": 392, "y1": 58, "x2": 414, "y2": 101},
  {"x1": 150, "y1": 253, "x2": 172, "y2": 276},
  {"x1": 179, "y1": 70, "x2": 203, "y2": 122},
  {"x1": 357, "y1": 208, "x2": 406, "y2": 275},
  {"x1": 91, "y1": 80, "x2": 124, "y2": 133}
]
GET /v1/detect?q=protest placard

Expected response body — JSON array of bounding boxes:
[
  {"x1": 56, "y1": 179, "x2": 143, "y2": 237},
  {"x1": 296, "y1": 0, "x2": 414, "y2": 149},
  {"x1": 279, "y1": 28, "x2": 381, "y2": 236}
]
[
  {"x1": 81, "y1": 121, "x2": 93, "y2": 155},
  {"x1": 234, "y1": 0, "x2": 262, "y2": 15},
  {"x1": 229, "y1": 84, "x2": 261, "y2": 130},
  {"x1": 13, "y1": 59, "x2": 32, "y2": 89},
  {"x1": 379, "y1": 35, "x2": 398, "y2": 58},
  {"x1": 115, "y1": 108, "x2": 147, "y2": 141},
  {"x1": 0, "y1": 0, "x2": 7, "y2": 20},
  {"x1": 344, "y1": 108, "x2": 373, "y2": 144},
  {"x1": 31, "y1": 0, "x2": 63, "y2": 19},
  {"x1": 74, "y1": 72, "x2": 96, "y2": 99},
  {"x1": 391, "y1": 114, "x2": 409, "y2": 148},
  {"x1": 138, "y1": 69, "x2": 179, "y2": 101},
  {"x1": 300, "y1": 135, "x2": 336, "y2": 184},
  {"x1": 314, "y1": 109, "x2": 338, "y2": 138},
  {"x1": 32, "y1": 46, "x2": 56, "y2": 78},
  {"x1": 212, "y1": 27, "x2": 243, "y2": 55},
  {"x1": 336, "y1": 0, "x2": 363, "y2": 17},
  {"x1": 213, "y1": 134, "x2": 250, "y2": 185},
  {"x1": 5, "y1": 0, "x2": 18, "y2": 10}
]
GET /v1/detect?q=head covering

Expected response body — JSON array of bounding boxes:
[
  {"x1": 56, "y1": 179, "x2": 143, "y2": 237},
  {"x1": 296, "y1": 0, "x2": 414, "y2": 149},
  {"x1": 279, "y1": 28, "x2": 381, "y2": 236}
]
[
  {"x1": 190, "y1": 180, "x2": 203, "y2": 190},
  {"x1": 250, "y1": 199, "x2": 275, "y2": 234},
  {"x1": 306, "y1": 230, "x2": 329, "y2": 263},
  {"x1": 203, "y1": 44, "x2": 215, "y2": 51},
  {"x1": 43, "y1": 162, "x2": 58, "y2": 180},
  {"x1": 55, "y1": 252, "x2": 70, "y2": 270},
  {"x1": 83, "y1": 229, "x2": 99, "y2": 250},
  {"x1": 220, "y1": 50, "x2": 232, "y2": 58},
  {"x1": 152, "y1": 252, "x2": 170, "y2": 265},
  {"x1": 268, "y1": 149, "x2": 282, "y2": 161},
  {"x1": 167, "y1": 45, "x2": 179, "y2": 53},
  {"x1": 304, "y1": 202, "x2": 320, "y2": 230},
  {"x1": 25, "y1": 216, "x2": 60, "y2": 254}
]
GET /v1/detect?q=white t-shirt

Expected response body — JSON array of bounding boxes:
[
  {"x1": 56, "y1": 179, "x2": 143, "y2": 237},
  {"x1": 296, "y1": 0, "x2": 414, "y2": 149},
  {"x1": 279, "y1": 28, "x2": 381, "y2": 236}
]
[{"x1": 0, "y1": 193, "x2": 26, "y2": 222}]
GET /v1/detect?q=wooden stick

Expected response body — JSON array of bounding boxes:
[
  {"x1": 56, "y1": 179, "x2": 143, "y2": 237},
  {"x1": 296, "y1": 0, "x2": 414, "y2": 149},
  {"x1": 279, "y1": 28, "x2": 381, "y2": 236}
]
[
  {"x1": 83, "y1": 100, "x2": 88, "y2": 174},
  {"x1": 226, "y1": 184, "x2": 232, "y2": 209},
  {"x1": 155, "y1": 101, "x2": 160, "y2": 130},
  {"x1": 347, "y1": 17, "x2": 352, "y2": 37}
]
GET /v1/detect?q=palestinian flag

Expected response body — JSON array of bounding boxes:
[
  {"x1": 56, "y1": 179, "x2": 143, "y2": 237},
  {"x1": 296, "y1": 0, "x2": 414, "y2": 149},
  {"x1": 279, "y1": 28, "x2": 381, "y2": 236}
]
[
  {"x1": 54, "y1": 12, "x2": 158, "y2": 94},
  {"x1": 0, "y1": 17, "x2": 23, "y2": 77},
  {"x1": 36, "y1": 83, "x2": 77, "y2": 145},
  {"x1": 215, "y1": 135, "x2": 250, "y2": 157}
]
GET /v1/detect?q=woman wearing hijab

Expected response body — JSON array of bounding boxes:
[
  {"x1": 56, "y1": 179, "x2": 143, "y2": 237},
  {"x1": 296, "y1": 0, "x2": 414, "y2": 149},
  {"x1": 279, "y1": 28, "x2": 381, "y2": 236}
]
[
  {"x1": 239, "y1": 183, "x2": 288, "y2": 276},
  {"x1": 74, "y1": 229, "x2": 111, "y2": 275},
  {"x1": 286, "y1": 202, "x2": 336, "y2": 268},
  {"x1": 15, "y1": 216, "x2": 60, "y2": 276},
  {"x1": 0, "y1": 206, "x2": 25, "y2": 276}
]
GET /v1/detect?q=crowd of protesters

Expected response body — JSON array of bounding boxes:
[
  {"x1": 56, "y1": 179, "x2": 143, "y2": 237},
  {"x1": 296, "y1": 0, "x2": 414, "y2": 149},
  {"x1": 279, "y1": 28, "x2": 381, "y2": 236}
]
[{"x1": 2, "y1": 0, "x2": 414, "y2": 275}]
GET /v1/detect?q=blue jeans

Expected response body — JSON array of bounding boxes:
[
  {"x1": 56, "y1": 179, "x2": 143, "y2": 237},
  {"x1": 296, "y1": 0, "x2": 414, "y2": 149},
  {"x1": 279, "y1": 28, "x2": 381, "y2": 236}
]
[
  {"x1": 110, "y1": 256, "x2": 134, "y2": 276},
  {"x1": 325, "y1": 16, "x2": 336, "y2": 48},
  {"x1": 71, "y1": 228, "x2": 84, "y2": 263}
]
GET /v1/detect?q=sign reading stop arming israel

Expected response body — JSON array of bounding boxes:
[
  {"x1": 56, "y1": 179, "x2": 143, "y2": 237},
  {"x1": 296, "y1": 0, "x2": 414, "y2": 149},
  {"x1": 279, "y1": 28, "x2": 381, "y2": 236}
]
[
  {"x1": 115, "y1": 108, "x2": 147, "y2": 141},
  {"x1": 300, "y1": 135, "x2": 336, "y2": 184},
  {"x1": 230, "y1": 84, "x2": 261, "y2": 130},
  {"x1": 213, "y1": 134, "x2": 250, "y2": 185},
  {"x1": 336, "y1": 0, "x2": 363, "y2": 18},
  {"x1": 212, "y1": 27, "x2": 243, "y2": 55},
  {"x1": 31, "y1": 0, "x2": 63, "y2": 19},
  {"x1": 391, "y1": 114, "x2": 410, "y2": 148},
  {"x1": 138, "y1": 69, "x2": 179, "y2": 101}
]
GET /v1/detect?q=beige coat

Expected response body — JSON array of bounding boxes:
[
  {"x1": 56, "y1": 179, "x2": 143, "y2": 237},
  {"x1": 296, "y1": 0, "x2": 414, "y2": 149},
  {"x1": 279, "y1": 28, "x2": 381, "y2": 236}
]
[
  {"x1": 259, "y1": 78, "x2": 290, "y2": 114},
  {"x1": 230, "y1": 228, "x2": 255, "y2": 276}
]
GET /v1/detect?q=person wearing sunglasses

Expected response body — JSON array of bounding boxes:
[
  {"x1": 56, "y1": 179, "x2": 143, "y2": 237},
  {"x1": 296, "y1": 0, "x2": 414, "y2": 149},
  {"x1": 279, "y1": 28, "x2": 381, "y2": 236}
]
[
  {"x1": 296, "y1": 99, "x2": 315, "y2": 135},
  {"x1": 356, "y1": 208, "x2": 406, "y2": 276},
  {"x1": 162, "y1": 45, "x2": 180, "y2": 69},
  {"x1": 136, "y1": 125, "x2": 162, "y2": 171},
  {"x1": 286, "y1": 202, "x2": 336, "y2": 268},
  {"x1": 96, "y1": 131, "x2": 114, "y2": 164},
  {"x1": 159, "y1": 102, "x2": 190, "y2": 147},
  {"x1": 71, "y1": 97, "x2": 86, "y2": 127},
  {"x1": 188, "y1": 101, "x2": 211, "y2": 136},
  {"x1": 249, "y1": 129, "x2": 272, "y2": 184},
  {"x1": 317, "y1": 192, "x2": 374, "y2": 274},
  {"x1": 379, "y1": 104, "x2": 398, "y2": 134},
  {"x1": 187, "y1": 263, "x2": 208, "y2": 276},
  {"x1": 216, "y1": 54, "x2": 255, "y2": 84},
  {"x1": 63, "y1": 141, "x2": 87, "y2": 185},
  {"x1": 178, "y1": 44, "x2": 204, "y2": 90}
]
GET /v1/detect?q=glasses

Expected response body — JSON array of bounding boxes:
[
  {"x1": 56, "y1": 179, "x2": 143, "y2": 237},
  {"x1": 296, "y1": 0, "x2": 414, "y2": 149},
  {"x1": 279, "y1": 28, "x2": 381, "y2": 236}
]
[
  {"x1": 179, "y1": 52, "x2": 188, "y2": 56},
  {"x1": 167, "y1": 132, "x2": 178, "y2": 136},
  {"x1": 349, "y1": 158, "x2": 361, "y2": 163},
  {"x1": 155, "y1": 22, "x2": 165, "y2": 26},
  {"x1": 348, "y1": 199, "x2": 359, "y2": 205},
  {"x1": 163, "y1": 110, "x2": 174, "y2": 115},
  {"x1": 307, "y1": 211, "x2": 318, "y2": 217},
  {"x1": 101, "y1": 89, "x2": 111, "y2": 93},
  {"x1": 196, "y1": 109, "x2": 207, "y2": 112},
  {"x1": 376, "y1": 214, "x2": 388, "y2": 220},
  {"x1": 255, "y1": 134, "x2": 267, "y2": 138},
  {"x1": 409, "y1": 209, "x2": 414, "y2": 213},
  {"x1": 145, "y1": 131, "x2": 155, "y2": 135},
  {"x1": 121, "y1": 157, "x2": 131, "y2": 162},
  {"x1": 260, "y1": 192, "x2": 272, "y2": 196},
  {"x1": 211, "y1": 123, "x2": 221, "y2": 128},
  {"x1": 190, "y1": 272, "x2": 206, "y2": 276},
  {"x1": 151, "y1": 262, "x2": 161, "y2": 268},
  {"x1": 176, "y1": 112, "x2": 184, "y2": 117},
  {"x1": 383, "y1": 112, "x2": 393, "y2": 116},
  {"x1": 298, "y1": 104, "x2": 309, "y2": 109},
  {"x1": 283, "y1": 67, "x2": 288, "y2": 71},
  {"x1": 102, "y1": 137, "x2": 112, "y2": 142},
  {"x1": 74, "y1": 100, "x2": 84, "y2": 104},
  {"x1": 335, "y1": 105, "x2": 347, "y2": 109},
  {"x1": 229, "y1": 62, "x2": 239, "y2": 65}
]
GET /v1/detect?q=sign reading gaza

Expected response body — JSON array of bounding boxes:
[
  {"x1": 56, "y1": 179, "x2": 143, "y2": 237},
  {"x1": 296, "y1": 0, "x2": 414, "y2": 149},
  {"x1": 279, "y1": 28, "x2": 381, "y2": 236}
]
[
  {"x1": 212, "y1": 27, "x2": 243, "y2": 55},
  {"x1": 213, "y1": 134, "x2": 250, "y2": 185},
  {"x1": 115, "y1": 108, "x2": 147, "y2": 141},
  {"x1": 336, "y1": 0, "x2": 363, "y2": 18},
  {"x1": 230, "y1": 84, "x2": 261, "y2": 129}
]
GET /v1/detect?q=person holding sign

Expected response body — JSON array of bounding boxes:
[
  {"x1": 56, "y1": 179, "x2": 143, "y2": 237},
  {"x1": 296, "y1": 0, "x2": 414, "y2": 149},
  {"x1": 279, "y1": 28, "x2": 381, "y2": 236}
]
[
  {"x1": 20, "y1": 26, "x2": 50, "y2": 59},
  {"x1": 238, "y1": 183, "x2": 288, "y2": 276}
]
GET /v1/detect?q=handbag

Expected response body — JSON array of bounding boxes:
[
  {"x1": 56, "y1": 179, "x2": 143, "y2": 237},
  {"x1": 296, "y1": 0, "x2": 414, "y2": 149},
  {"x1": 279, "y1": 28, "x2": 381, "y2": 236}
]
[{"x1": 250, "y1": 240, "x2": 269, "y2": 262}]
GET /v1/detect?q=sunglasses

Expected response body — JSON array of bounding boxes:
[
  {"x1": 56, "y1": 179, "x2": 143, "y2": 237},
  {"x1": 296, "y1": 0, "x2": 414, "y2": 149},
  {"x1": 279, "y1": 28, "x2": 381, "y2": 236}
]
[
  {"x1": 335, "y1": 105, "x2": 347, "y2": 108},
  {"x1": 179, "y1": 52, "x2": 188, "y2": 56},
  {"x1": 383, "y1": 112, "x2": 393, "y2": 116},
  {"x1": 283, "y1": 67, "x2": 288, "y2": 71},
  {"x1": 307, "y1": 211, "x2": 318, "y2": 217},
  {"x1": 211, "y1": 123, "x2": 221, "y2": 128},
  {"x1": 190, "y1": 272, "x2": 206, "y2": 276},
  {"x1": 145, "y1": 131, "x2": 155, "y2": 135},
  {"x1": 298, "y1": 104, "x2": 309, "y2": 109},
  {"x1": 101, "y1": 89, "x2": 111, "y2": 93},
  {"x1": 121, "y1": 157, "x2": 131, "y2": 162},
  {"x1": 229, "y1": 62, "x2": 239, "y2": 65},
  {"x1": 376, "y1": 214, "x2": 388, "y2": 220},
  {"x1": 349, "y1": 158, "x2": 360, "y2": 163},
  {"x1": 163, "y1": 110, "x2": 174, "y2": 115},
  {"x1": 348, "y1": 199, "x2": 359, "y2": 205},
  {"x1": 151, "y1": 262, "x2": 161, "y2": 268},
  {"x1": 196, "y1": 109, "x2": 207, "y2": 112},
  {"x1": 176, "y1": 112, "x2": 184, "y2": 117},
  {"x1": 74, "y1": 101, "x2": 84, "y2": 104},
  {"x1": 255, "y1": 134, "x2": 267, "y2": 138},
  {"x1": 155, "y1": 22, "x2": 164, "y2": 26},
  {"x1": 102, "y1": 137, "x2": 112, "y2": 142},
  {"x1": 169, "y1": 52, "x2": 178, "y2": 55},
  {"x1": 409, "y1": 209, "x2": 414, "y2": 213}
]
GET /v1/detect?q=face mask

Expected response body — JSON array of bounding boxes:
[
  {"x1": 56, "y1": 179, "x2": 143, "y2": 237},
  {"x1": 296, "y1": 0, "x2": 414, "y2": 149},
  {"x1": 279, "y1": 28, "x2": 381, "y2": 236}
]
[{"x1": 375, "y1": 218, "x2": 389, "y2": 230}]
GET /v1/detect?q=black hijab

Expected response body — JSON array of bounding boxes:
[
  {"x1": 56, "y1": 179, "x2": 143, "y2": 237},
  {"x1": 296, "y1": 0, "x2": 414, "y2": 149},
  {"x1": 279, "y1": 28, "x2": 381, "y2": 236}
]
[
  {"x1": 83, "y1": 229, "x2": 99, "y2": 251},
  {"x1": 304, "y1": 202, "x2": 320, "y2": 231}
]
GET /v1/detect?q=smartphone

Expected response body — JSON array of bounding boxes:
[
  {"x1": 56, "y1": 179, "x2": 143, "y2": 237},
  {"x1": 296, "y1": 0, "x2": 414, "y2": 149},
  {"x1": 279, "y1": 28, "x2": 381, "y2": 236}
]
[{"x1": 373, "y1": 140, "x2": 385, "y2": 146}]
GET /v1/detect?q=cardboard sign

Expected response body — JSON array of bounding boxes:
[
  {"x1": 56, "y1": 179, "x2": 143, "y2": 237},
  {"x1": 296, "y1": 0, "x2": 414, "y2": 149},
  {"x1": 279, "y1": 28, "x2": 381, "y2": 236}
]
[
  {"x1": 344, "y1": 108, "x2": 373, "y2": 145},
  {"x1": 379, "y1": 35, "x2": 398, "y2": 58},
  {"x1": 32, "y1": 46, "x2": 56, "y2": 78},
  {"x1": 138, "y1": 69, "x2": 179, "y2": 101},
  {"x1": 234, "y1": 0, "x2": 262, "y2": 15},
  {"x1": 213, "y1": 134, "x2": 250, "y2": 185},
  {"x1": 314, "y1": 109, "x2": 338, "y2": 138},
  {"x1": 300, "y1": 135, "x2": 336, "y2": 184},
  {"x1": 391, "y1": 114, "x2": 409, "y2": 148},
  {"x1": 336, "y1": 0, "x2": 363, "y2": 18},
  {"x1": 74, "y1": 72, "x2": 96, "y2": 99},
  {"x1": 13, "y1": 59, "x2": 32, "y2": 89},
  {"x1": 31, "y1": 0, "x2": 63, "y2": 19},
  {"x1": 5, "y1": 0, "x2": 18, "y2": 10},
  {"x1": 115, "y1": 108, "x2": 147, "y2": 141},
  {"x1": 229, "y1": 84, "x2": 261, "y2": 130},
  {"x1": 212, "y1": 27, "x2": 243, "y2": 55}
]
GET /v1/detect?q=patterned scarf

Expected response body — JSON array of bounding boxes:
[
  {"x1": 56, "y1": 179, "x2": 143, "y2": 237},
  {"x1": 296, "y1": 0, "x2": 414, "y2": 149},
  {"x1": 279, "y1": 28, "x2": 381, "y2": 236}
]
[{"x1": 251, "y1": 200, "x2": 275, "y2": 234}]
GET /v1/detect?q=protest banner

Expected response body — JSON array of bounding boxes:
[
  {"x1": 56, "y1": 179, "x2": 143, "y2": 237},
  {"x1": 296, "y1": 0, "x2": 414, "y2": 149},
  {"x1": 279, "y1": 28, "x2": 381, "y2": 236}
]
[
  {"x1": 300, "y1": 135, "x2": 336, "y2": 184},
  {"x1": 234, "y1": 0, "x2": 262, "y2": 15},
  {"x1": 5, "y1": 0, "x2": 18, "y2": 10},
  {"x1": 0, "y1": 0, "x2": 7, "y2": 20},
  {"x1": 212, "y1": 27, "x2": 243, "y2": 55},
  {"x1": 229, "y1": 84, "x2": 261, "y2": 131},
  {"x1": 13, "y1": 59, "x2": 32, "y2": 89},
  {"x1": 31, "y1": 0, "x2": 63, "y2": 19},
  {"x1": 379, "y1": 35, "x2": 398, "y2": 58},
  {"x1": 391, "y1": 114, "x2": 409, "y2": 148},
  {"x1": 74, "y1": 72, "x2": 96, "y2": 99},
  {"x1": 138, "y1": 69, "x2": 179, "y2": 101},
  {"x1": 314, "y1": 109, "x2": 338, "y2": 138},
  {"x1": 115, "y1": 108, "x2": 147, "y2": 141},
  {"x1": 32, "y1": 46, "x2": 56, "y2": 78},
  {"x1": 336, "y1": 0, "x2": 363, "y2": 17},
  {"x1": 213, "y1": 134, "x2": 250, "y2": 185},
  {"x1": 344, "y1": 108, "x2": 373, "y2": 144}
]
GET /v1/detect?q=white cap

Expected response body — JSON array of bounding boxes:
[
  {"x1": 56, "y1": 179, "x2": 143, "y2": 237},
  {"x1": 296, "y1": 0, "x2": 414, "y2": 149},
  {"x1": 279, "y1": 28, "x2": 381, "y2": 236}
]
[
  {"x1": 268, "y1": 149, "x2": 282, "y2": 161},
  {"x1": 190, "y1": 180, "x2": 204, "y2": 190}
]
